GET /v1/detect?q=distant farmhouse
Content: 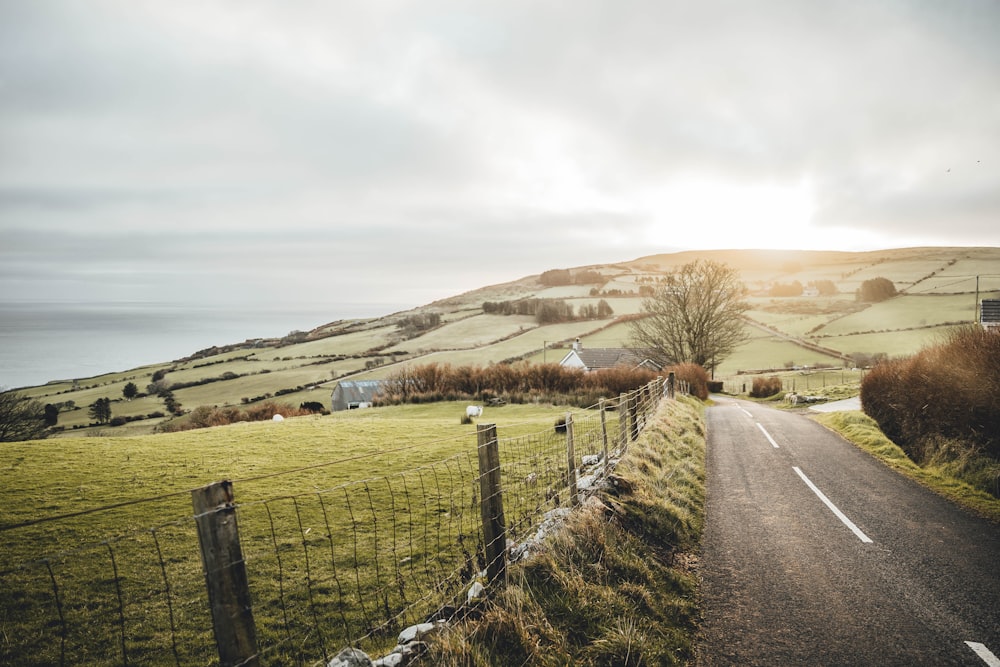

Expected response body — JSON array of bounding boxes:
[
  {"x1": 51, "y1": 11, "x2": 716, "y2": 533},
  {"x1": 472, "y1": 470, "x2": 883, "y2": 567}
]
[
  {"x1": 559, "y1": 339, "x2": 662, "y2": 372},
  {"x1": 330, "y1": 380, "x2": 385, "y2": 412},
  {"x1": 982, "y1": 299, "x2": 1000, "y2": 331}
]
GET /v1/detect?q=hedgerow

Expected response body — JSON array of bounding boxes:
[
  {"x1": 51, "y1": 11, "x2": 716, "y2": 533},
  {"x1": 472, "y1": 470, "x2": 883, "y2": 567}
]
[
  {"x1": 377, "y1": 362, "x2": 661, "y2": 408},
  {"x1": 861, "y1": 326, "x2": 1000, "y2": 496}
]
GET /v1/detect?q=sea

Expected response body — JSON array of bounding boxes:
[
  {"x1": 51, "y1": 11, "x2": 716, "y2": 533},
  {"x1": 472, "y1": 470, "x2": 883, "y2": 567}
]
[{"x1": 0, "y1": 301, "x2": 407, "y2": 390}]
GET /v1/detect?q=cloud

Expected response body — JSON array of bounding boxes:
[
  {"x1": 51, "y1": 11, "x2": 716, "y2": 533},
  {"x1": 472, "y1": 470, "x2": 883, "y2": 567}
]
[{"x1": 1, "y1": 1, "x2": 999, "y2": 313}]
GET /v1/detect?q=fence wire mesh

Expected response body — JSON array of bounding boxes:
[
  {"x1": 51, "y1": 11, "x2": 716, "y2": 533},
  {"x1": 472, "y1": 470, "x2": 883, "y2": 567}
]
[{"x1": 0, "y1": 379, "x2": 673, "y2": 666}]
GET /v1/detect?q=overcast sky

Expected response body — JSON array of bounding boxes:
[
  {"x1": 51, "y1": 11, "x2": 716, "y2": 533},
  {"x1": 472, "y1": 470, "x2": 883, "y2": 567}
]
[{"x1": 2, "y1": 0, "x2": 998, "y2": 315}]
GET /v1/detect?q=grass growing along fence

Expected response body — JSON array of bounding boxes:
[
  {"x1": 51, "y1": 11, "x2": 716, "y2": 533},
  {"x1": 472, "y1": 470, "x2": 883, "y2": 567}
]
[
  {"x1": 0, "y1": 381, "x2": 671, "y2": 665},
  {"x1": 424, "y1": 395, "x2": 707, "y2": 666}
]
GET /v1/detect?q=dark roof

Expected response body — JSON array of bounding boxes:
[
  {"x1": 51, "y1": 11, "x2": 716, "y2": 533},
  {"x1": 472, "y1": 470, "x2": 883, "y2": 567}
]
[
  {"x1": 983, "y1": 299, "x2": 1000, "y2": 323},
  {"x1": 565, "y1": 348, "x2": 662, "y2": 371},
  {"x1": 331, "y1": 380, "x2": 385, "y2": 409}
]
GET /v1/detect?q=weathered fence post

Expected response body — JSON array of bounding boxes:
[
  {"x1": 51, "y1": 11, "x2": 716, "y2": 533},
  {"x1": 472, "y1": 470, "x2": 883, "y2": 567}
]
[
  {"x1": 667, "y1": 371, "x2": 676, "y2": 399},
  {"x1": 476, "y1": 423, "x2": 507, "y2": 587},
  {"x1": 192, "y1": 480, "x2": 259, "y2": 667},
  {"x1": 618, "y1": 392, "x2": 629, "y2": 449},
  {"x1": 628, "y1": 391, "x2": 640, "y2": 441},
  {"x1": 599, "y1": 398, "x2": 609, "y2": 477},
  {"x1": 565, "y1": 413, "x2": 579, "y2": 507}
]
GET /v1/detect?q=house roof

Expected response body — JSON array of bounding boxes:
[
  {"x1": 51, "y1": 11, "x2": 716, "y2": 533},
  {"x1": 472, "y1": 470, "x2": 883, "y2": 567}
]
[
  {"x1": 561, "y1": 347, "x2": 662, "y2": 371},
  {"x1": 331, "y1": 380, "x2": 385, "y2": 404}
]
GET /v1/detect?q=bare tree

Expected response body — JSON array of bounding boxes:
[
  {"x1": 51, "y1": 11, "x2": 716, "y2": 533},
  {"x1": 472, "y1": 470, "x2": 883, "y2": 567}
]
[
  {"x1": 0, "y1": 388, "x2": 50, "y2": 441},
  {"x1": 628, "y1": 260, "x2": 750, "y2": 375}
]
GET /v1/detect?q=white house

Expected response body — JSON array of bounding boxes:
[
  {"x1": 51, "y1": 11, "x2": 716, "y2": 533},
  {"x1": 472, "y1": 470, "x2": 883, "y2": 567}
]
[{"x1": 559, "y1": 339, "x2": 662, "y2": 372}]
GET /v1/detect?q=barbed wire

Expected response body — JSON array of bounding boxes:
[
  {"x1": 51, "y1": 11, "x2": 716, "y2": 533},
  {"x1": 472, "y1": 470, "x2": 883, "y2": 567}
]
[{"x1": 0, "y1": 380, "x2": 674, "y2": 666}]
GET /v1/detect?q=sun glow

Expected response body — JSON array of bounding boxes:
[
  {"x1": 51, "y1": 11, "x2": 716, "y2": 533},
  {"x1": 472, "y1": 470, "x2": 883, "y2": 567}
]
[{"x1": 641, "y1": 178, "x2": 833, "y2": 250}]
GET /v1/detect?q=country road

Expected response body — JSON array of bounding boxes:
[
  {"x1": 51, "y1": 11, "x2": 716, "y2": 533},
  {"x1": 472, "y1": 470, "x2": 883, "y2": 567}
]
[{"x1": 697, "y1": 397, "x2": 1000, "y2": 666}]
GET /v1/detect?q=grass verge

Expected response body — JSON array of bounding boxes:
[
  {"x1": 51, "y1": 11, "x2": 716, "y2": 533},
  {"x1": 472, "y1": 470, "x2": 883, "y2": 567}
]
[
  {"x1": 814, "y1": 410, "x2": 1000, "y2": 523},
  {"x1": 421, "y1": 396, "x2": 706, "y2": 666}
]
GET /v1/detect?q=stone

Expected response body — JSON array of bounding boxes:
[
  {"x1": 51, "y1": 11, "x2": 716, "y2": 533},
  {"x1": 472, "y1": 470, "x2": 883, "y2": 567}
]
[
  {"x1": 467, "y1": 581, "x2": 486, "y2": 602},
  {"x1": 398, "y1": 621, "x2": 439, "y2": 645},
  {"x1": 328, "y1": 647, "x2": 373, "y2": 667},
  {"x1": 373, "y1": 653, "x2": 403, "y2": 667}
]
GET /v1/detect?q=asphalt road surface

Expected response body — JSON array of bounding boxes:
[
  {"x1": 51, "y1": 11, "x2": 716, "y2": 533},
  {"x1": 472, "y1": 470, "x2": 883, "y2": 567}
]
[{"x1": 697, "y1": 397, "x2": 1000, "y2": 666}]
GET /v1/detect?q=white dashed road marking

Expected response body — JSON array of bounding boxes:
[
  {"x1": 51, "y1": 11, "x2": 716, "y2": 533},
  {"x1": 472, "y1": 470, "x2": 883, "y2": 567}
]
[
  {"x1": 793, "y1": 466, "x2": 873, "y2": 543},
  {"x1": 756, "y1": 422, "x2": 780, "y2": 448},
  {"x1": 966, "y1": 642, "x2": 1000, "y2": 667}
]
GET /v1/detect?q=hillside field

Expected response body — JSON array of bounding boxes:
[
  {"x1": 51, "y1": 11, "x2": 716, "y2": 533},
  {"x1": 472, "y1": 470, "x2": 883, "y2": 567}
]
[
  {"x1": 1, "y1": 400, "x2": 603, "y2": 664},
  {"x1": 9, "y1": 246, "x2": 999, "y2": 437}
]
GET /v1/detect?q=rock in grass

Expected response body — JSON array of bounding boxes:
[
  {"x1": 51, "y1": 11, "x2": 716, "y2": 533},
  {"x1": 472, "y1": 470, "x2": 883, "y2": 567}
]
[
  {"x1": 328, "y1": 647, "x2": 372, "y2": 667},
  {"x1": 398, "y1": 621, "x2": 441, "y2": 644}
]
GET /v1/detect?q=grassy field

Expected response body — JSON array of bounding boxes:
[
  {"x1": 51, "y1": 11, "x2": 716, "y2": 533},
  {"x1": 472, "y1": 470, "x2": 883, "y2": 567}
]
[
  {"x1": 5, "y1": 246, "x2": 999, "y2": 665},
  {"x1": 13, "y1": 246, "x2": 996, "y2": 438},
  {"x1": 1, "y1": 399, "x2": 636, "y2": 665}
]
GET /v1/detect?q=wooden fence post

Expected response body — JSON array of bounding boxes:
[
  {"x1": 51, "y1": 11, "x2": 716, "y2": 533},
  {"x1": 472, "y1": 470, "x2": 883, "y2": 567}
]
[
  {"x1": 476, "y1": 423, "x2": 507, "y2": 587},
  {"x1": 599, "y1": 398, "x2": 609, "y2": 477},
  {"x1": 628, "y1": 391, "x2": 640, "y2": 441},
  {"x1": 192, "y1": 480, "x2": 259, "y2": 667},
  {"x1": 667, "y1": 371, "x2": 676, "y2": 399},
  {"x1": 618, "y1": 392, "x2": 628, "y2": 450},
  {"x1": 565, "y1": 413, "x2": 579, "y2": 507}
]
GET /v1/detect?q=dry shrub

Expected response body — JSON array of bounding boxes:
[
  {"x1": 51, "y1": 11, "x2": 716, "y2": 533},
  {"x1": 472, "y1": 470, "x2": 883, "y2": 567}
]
[
  {"x1": 861, "y1": 326, "x2": 1000, "y2": 495},
  {"x1": 750, "y1": 376, "x2": 783, "y2": 398},
  {"x1": 667, "y1": 363, "x2": 710, "y2": 400},
  {"x1": 161, "y1": 400, "x2": 311, "y2": 432},
  {"x1": 380, "y1": 362, "x2": 660, "y2": 408}
]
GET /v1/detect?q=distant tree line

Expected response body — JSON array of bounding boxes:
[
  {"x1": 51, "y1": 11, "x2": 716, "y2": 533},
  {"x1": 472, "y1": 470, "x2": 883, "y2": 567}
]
[
  {"x1": 768, "y1": 279, "x2": 838, "y2": 297},
  {"x1": 482, "y1": 298, "x2": 613, "y2": 323},
  {"x1": 396, "y1": 312, "x2": 442, "y2": 339},
  {"x1": 539, "y1": 268, "x2": 606, "y2": 286}
]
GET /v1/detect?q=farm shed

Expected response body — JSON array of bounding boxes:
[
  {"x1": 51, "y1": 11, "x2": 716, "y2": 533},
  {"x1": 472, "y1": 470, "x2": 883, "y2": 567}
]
[
  {"x1": 559, "y1": 339, "x2": 662, "y2": 372},
  {"x1": 330, "y1": 380, "x2": 385, "y2": 411},
  {"x1": 982, "y1": 299, "x2": 1000, "y2": 331}
]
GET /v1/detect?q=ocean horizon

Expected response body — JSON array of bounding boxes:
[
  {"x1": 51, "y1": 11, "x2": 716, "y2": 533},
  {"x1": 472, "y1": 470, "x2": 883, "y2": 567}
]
[{"x1": 0, "y1": 300, "x2": 408, "y2": 390}]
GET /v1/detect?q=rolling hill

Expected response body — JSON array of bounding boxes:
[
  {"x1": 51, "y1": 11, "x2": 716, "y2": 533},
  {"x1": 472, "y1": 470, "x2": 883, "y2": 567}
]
[{"x1": 17, "y1": 246, "x2": 1000, "y2": 436}]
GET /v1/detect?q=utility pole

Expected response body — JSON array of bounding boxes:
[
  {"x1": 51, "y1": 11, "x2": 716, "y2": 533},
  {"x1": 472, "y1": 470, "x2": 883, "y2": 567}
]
[{"x1": 976, "y1": 275, "x2": 980, "y2": 324}]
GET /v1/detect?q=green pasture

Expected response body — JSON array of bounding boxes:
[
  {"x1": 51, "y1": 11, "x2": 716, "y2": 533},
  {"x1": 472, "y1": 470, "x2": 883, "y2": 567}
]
[
  {"x1": 14, "y1": 246, "x2": 1000, "y2": 441},
  {"x1": 256, "y1": 324, "x2": 401, "y2": 360},
  {"x1": 744, "y1": 296, "x2": 860, "y2": 337},
  {"x1": 814, "y1": 294, "x2": 977, "y2": 336},
  {"x1": 852, "y1": 258, "x2": 950, "y2": 288},
  {"x1": 2, "y1": 401, "x2": 591, "y2": 536},
  {"x1": 364, "y1": 319, "x2": 620, "y2": 377},
  {"x1": 532, "y1": 285, "x2": 596, "y2": 298},
  {"x1": 749, "y1": 311, "x2": 844, "y2": 337},
  {"x1": 383, "y1": 314, "x2": 537, "y2": 354},
  {"x1": 814, "y1": 327, "x2": 965, "y2": 359},
  {"x1": 715, "y1": 334, "x2": 842, "y2": 376},
  {"x1": 2, "y1": 400, "x2": 624, "y2": 665}
]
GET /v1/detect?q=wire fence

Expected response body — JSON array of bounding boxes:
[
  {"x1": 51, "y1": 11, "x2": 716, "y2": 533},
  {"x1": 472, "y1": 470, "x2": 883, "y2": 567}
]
[
  {"x1": 0, "y1": 377, "x2": 679, "y2": 666},
  {"x1": 716, "y1": 367, "x2": 866, "y2": 395}
]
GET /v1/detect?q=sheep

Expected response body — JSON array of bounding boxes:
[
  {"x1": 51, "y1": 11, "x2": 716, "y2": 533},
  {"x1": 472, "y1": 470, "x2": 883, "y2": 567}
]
[{"x1": 466, "y1": 405, "x2": 484, "y2": 418}]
